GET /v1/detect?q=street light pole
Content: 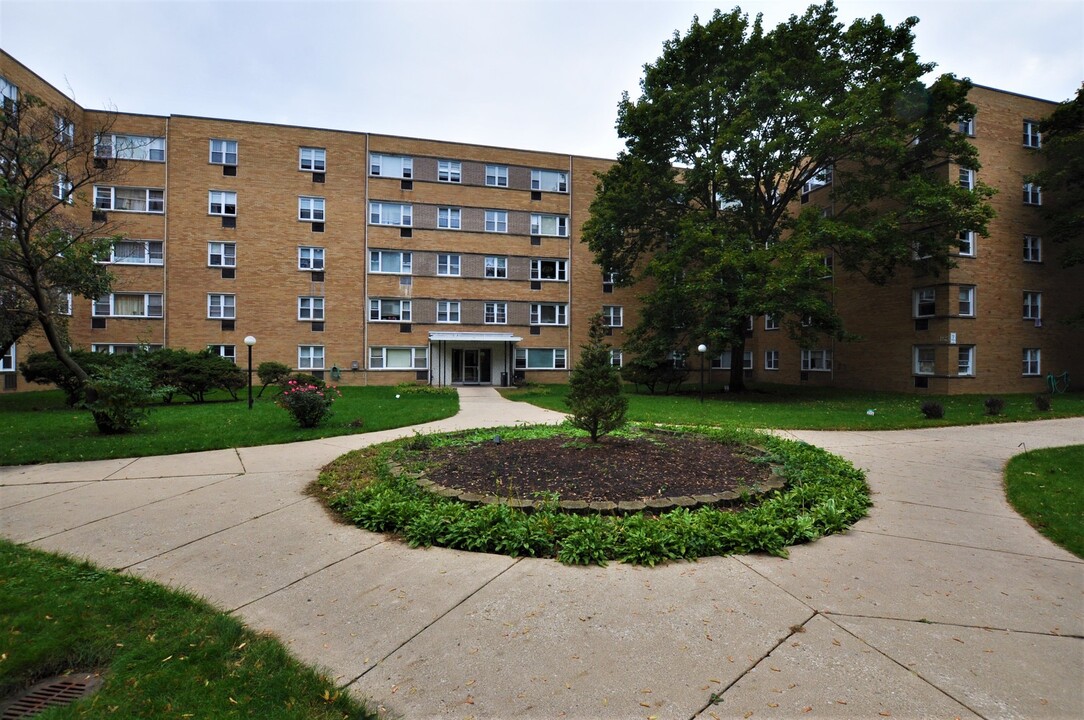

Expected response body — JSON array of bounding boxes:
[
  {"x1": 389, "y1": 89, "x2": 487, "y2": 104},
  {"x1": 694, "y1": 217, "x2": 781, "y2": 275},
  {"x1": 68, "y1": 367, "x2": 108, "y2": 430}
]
[
  {"x1": 697, "y1": 343, "x2": 707, "y2": 404},
  {"x1": 244, "y1": 335, "x2": 257, "y2": 410}
]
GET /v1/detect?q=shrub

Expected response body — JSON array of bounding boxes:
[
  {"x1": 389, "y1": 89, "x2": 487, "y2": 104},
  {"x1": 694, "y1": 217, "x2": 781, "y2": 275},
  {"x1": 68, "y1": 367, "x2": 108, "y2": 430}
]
[
  {"x1": 277, "y1": 380, "x2": 340, "y2": 428},
  {"x1": 1035, "y1": 394, "x2": 1052, "y2": 412},
  {"x1": 984, "y1": 397, "x2": 1005, "y2": 416},
  {"x1": 566, "y1": 314, "x2": 628, "y2": 441},
  {"x1": 921, "y1": 401, "x2": 944, "y2": 419},
  {"x1": 80, "y1": 356, "x2": 165, "y2": 434},
  {"x1": 257, "y1": 361, "x2": 292, "y2": 397},
  {"x1": 145, "y1": 348, "x2": 245, "y2": 403},
  {"x1": 19, "y1": 350, "x2": 116, "y2": 405},
  {"x1": 394, "y1": 382, "x2": 456, "y2": 397},
  {"x1": 286, "y1": 373, "x2": 326, "y2": 391},
  {"x1": 620, "y1": 358, "x2": 688, "y2": 395}
]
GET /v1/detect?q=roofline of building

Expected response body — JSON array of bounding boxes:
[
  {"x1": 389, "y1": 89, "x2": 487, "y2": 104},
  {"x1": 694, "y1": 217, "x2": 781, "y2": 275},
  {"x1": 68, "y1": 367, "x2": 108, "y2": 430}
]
[{"x1": 969, "y1": 82, "x2": 1062, "y2": 106}]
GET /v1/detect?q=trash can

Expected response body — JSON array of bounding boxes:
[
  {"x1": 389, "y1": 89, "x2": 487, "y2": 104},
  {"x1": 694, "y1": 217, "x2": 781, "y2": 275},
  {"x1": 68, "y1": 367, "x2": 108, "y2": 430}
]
[{"x1": 500, "y1": 371, "x2": 508, "y2": 387}]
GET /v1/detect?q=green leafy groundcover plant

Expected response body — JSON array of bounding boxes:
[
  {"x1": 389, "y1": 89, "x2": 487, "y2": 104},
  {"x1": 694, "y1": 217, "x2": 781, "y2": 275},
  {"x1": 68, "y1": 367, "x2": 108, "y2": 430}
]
[{"x1": 317, "y1": 424, "x2": 870, "y2": 566}]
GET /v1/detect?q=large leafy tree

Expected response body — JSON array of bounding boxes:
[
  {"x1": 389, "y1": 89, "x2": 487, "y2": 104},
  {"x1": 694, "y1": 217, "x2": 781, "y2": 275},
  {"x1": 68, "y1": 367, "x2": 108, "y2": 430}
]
[
  {"x1": 1031, "y1": 86, "x2": 1083, "y2": 269},
  {"x1": 1, "y1": 89, "x2": 120, "y2": 383},
  {"x1": 584, "y1": 1, "x2": 994, "y2": 391}
]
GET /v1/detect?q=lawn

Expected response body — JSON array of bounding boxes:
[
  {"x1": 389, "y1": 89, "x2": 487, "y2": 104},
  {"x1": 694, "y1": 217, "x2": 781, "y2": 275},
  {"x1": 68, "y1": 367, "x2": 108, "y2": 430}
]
[
  {"x1": 1004, "y1": 445, "x2": 1084, "y2": 558},
  {"x1": 0, "y1": 540, "x2": 376, "y2": 719},
  {"x1": 0, "y1": 386, "x2": 458, "y2": 466},
  {"x1": 501, "y1": 383, "x2": 1084, "y2": 430}
]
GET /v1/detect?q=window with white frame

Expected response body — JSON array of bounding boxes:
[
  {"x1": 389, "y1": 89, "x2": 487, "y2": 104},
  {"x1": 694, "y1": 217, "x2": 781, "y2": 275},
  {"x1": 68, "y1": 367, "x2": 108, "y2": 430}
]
[
  {"x1": 208, "y1": 344, "x2": 236, "y2": 363},
  {"x1": 52, "y1": 173, "x2": 72, "y2": 203},
  {"x1": 958, "y1": 286, "x2": 975, "y2": 317},
  {"x1": 91, "y1": 343, "x2": 161, "y2": 354},
  {"x1": 913, "y1": 346, "x2": 935, "y2": 375},
  {"x1": 957, "y1": 230, "x2": 975, "y2": 257},
  {"x1": 369, "y1": 153, "x2": 412, "y2": 178},
  {"x1": 436, "y1": 301, "x2": 461, "y2": 323},
  {"x1": 485, "y1": 165, "x2": 509, "y2": 187},
  {"x1": 515, "y1": 348, "x2": 567, "y2": 370},
  {"x1": 530, "y1": 214, "x2": 568, "y2": 237},
  {"x1": 610, "y1": 349, "x2": 623, "y2": 367},
  {"x1": 108, "y1": 239, "x2": 163, "y2": 265},
  {"x1": 1023, "y1": 291, "x2": 1041, "y2": 320},
  {"x1": 1023, "y1": 120, "x2": 1041, "y2": 148},
  {"x1": 299, "y1": 147, "x2": 325, "y2": 171},
  {"x1": 369, "y1": 202, "x2": 412, "y2": 226},
  {"x1": 801, "y1": 349, "x2": 833, "y2": 372},
  {"x1": 958, "y1": 346, "x2": 974, "y2": 376},
  {"x1": 958, "y1": 167, "x2": 975, "y2": 190},
  {"x1": 601, "y1": 305, "x2": 623, "y2": 327},
  {"x1": 207, "y1": 241, "x2": 236, "y2": 267},
  {"x1": 802, "y1": 166, "x2": 833, "y2": 194},
  {"x1": 369, "y1": 298, "x2": 411, "y2": 322},
  {"x1": 484, "y1": 210, "x2": 508, "y2": 233},
  {"x1": 437, "y1": 207, "x2": 461, "y2": 229},
  {"x1": 1022, "y1": 348, "x2": 1041, "y2": 376},
  {"x1": 1, "y1": 344, "x2": 15, "y2": 372},
  {"x1": 369, "y1": 346, "x2": 428, "y2": 370},
  {"x1": 670, "y1": 351, "x2": 687, "y2": 369},
  {"x1": 54, "y1": 114, "x2": 75, "y2": 146},
  {"x1": 531, "y1": 258, "x2": 567, "y2": 281},
  {"x1": 209, "y1": 139, "x2": 238, "y2": 165},
  {"x1": 369, "y1": 250, "x2": 412, "y2": 274},
  {"x1": 94, "y1": 186, "x2": 164, "y2": 213},
  {"x1": 298, "y1": 246, "x2": 324, "y2": 270},
  {"x1": 1023, "y1": 182, "x2": 1042, "y2": 206},
  {"x1": 764, "y1": 314, "x2": 779, "y2": 330},
  {"x1": 764, "y1": 350, "x2": 780, "y2": 370},
  {"x1": 1023, "y1": 235, "x2": 1042, "y2": 262},
  {"x1": 712, "y1": 350, "x2": 753, "y2": 370},
  {"x1": 298, "y1": 296, "x2": 325, "y2": 321},
  {"x1": 55, "y1": 292, "x2": 72, "y2": 315},
  {"x1": 530, "y1": 303, "x2": 567, "y2": 325},
  {"x1": 93, "y1": 293, "x2": 163, "y2": 318},
  {"x1": 957, "y1": 116, "x2": 975, "y2": 135},
  {"x1": 437, "y1": 160, "x2": 461, "y2": 183},
  {"x1": 298, "y1": 345, "x2": 324, "y2": 370},
  {"x1": 208, "y1": 191, "x2": 237, "y2": 216},
  {"x1": 913, "y1": 287, "x2": 936, "y2": 317},
  {"x1": 299, "y1": 196, "x2": 325, "y2": 221},
  {"x1": 437, "y1": 254, "x2": 461, "y2": 276},
  {"x1": 207, "y1": 293, "x2": 236, "y2": 319},
  {"x1": 484, "y1": 302, "x2": 507, "y2": 324},
  {"x1": 95, "y1": 134, "x2": 165, "y2": 162},
  {"x1": 531, "y1": 169, "x2": 568, "y2": 192},
  {"x1": 484, "y1": 256, "x2": 507, "y2": 278},
  {"x1": 0, "y1": 76, "x2": 18, "y2": 111}
]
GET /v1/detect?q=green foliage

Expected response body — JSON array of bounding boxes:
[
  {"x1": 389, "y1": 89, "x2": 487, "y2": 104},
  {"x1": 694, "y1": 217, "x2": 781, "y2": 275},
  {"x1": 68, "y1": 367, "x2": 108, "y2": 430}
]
[
  {"x1": 19, "y1": 349, "x2": 116, "y2": 405},
  {"x1": 920, "y1": 401, "x2": 944, "y2": 419},
  {"x1": 619, "y1": 357, "x2": 688, "y2": 394},
  {"x1": 1004, "y1": 445, "x2": 1084, "y2": 558},
  {"x1": 566, "y1": 314, "x2": 628, "y2": 441},
  {"x1": 276, "y1": 379, "x2": 340, "y2": 428},
  {"x1": 984, "y1": 397, "x2": 1005, "y2": 416},
  {"x1": 1030, "y1": 85, "x2": 1084, "y2": 269},
  {"x1": 287, "y1": 372, "x2": 326, "y2": 390},
  {"x1": 256, "y1": 361, "x2": 292, "y2": 397},
  {"x1": 1035, "y1": 394, "x2": 1052, "y2": 412},
  {"x1": 145, "y1": 348, "x2": 245, "y2": 403},
  {"x1": 80, "y1": 356, "x2": 165, "y2": 434},
  {"x1": 395, "y1": 381, "x2": 457, "y2": 397}
]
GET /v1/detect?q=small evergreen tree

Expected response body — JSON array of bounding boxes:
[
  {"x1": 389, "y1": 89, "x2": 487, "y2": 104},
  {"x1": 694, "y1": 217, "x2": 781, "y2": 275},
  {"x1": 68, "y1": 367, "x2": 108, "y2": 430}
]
[{"x1": 566, "y1": 314, "x2": 628, "y2": 442}]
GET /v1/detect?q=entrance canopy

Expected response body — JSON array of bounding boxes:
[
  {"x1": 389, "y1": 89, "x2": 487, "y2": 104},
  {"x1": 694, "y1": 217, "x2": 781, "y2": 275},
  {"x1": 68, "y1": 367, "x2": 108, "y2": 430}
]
[{"x1": 428, "y1": 332, "x2": 523, "y2": 343}]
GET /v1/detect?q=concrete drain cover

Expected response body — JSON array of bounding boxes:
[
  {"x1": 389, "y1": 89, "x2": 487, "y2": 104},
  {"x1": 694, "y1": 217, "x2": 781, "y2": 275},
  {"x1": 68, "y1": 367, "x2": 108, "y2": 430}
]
[{"x1": 0, "y1": 672, "x2": 103, "y2": 719}]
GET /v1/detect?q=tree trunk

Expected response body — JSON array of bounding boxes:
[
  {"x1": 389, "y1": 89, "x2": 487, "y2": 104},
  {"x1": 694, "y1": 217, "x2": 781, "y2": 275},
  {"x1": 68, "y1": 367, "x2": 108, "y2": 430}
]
[{"x1": 728, "y1": 333, "x2": 747, "y2": 393}]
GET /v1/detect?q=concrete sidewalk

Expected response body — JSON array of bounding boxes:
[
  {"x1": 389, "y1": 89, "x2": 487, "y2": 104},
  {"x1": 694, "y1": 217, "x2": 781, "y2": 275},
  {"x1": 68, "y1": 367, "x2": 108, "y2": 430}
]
[{"x1": 2, "y1": 388, "x2": 1081, "y2": 719}]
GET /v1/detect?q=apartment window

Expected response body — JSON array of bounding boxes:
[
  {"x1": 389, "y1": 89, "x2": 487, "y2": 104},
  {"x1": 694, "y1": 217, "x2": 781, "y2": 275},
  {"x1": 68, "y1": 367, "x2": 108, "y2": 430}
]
[
  {"x1": 531, "y1": 169, "x2": 568, "y2": 193},
  {"x1": 299, "y1": 196, "x2": 325, "y2": 222},
  {"x1": 958, "y1": 346, "x2": 975, "y2": 376},
  {"x1": 1023, "y1": 183, "x2": 1042, "y2": 206},
  {"x1": 801, "y1": 349, "x2": 833, "y2": 372},
  {"x1": 437, "y1": 207, "x2": 462, "y2": 229},
  {"x1": 913, "y1": 346, "x2": 935, "y2": 375},
  {"x1": 55, "y1": 292, "x2": 72, "y2": 315},
  {"x1": 369, "y1": 153, "x2": 412, "y2": 178},
  {"x1": 207, "y1": 294, "x2": 236, "y2": 319},
  {"x1": 369, "y1": 346, "x2": 428, "y2": 370},
  {"x1": 52, "y1": 173, "x2": 72, "y2": 203},
  {"x1": 298, "y1": 246, "x2": 324, "y2": 270},
  {"x1": 530, "y1": 303, "x2": 567, "y2": 326},
  {"x1": 531, "y1": 258, "x2": 567, "y2": 281},
  {"x1": 958, "y1": 168, "x2": 975, "y2": 190},
  {"x1": 530, "y1": 214, "x2": 569, "y2": 237},
  {"x1": 299, "y1": 147, "x2": 326, "y2": 171},
  {"x1": 484, "y1": 256, "x2": 507, "y2": 278},
  {"x1": 484, "y1": 210, "x2": 508, "y2": 233},
  {"x1": 1022, "y1": 348, "x2": 1041, "y2": 376},
  {"x1": 765, "y1": 314, "x2": 779, "y2": 331},
  {"x1": 369, "y1": 250, "x2": 412, "y2": 274},
  {"x1": 1023, "y1": 235, "x2": 1042, "y2": 262},
  {"x1": 95, "y1": 134, "x2": 165, "y2": 162},
  {"x1": 429, "y1": 255, "x2": 459, "y2": 278},
  {"x1": 957, "y1": 231, "x2": 975, "y2": 257},
  {"x1": 610, "y1": 349, "x2": 623, "y2": 368},
  {"x1": 1, "y1": 344, "x2": 15, "y2": 372},
  {"x1": 437, "y1": 160, "x2": 461, "y2": 183},
  {"x1": 298, "y1": 345, "x2": 325, "y2": 370},
  {"x1": 208, "y1": 191, "x2": 237, "y2": 216},
  {"x1": 369, "y1": 298, "x2": 411, "y2": 322},
  {"x1": 601, "y1": 305, "x2": 623, "y2": 327},
  {"x1": 298, "y1": 296, "x2": 325, "y2": 321},
  {"x1": 1023, "y1": 292, "x2": 1042, "y2": 320},
  {"x1": 54, "y1": 114, "x2": 75, "y2": 146},
  {"x1": 1023, "y1": 120, "x2": 1041, "y2": 148},
  {"x1": 913, "y1": 287, "x2": 936, "y2": 318},
  {"x1": 93, "y1": 293, "x2": 163, "y2": 318},
  {"x1": 957, "y1": 117, "x2": 975, "y2": 136},
  {"x1": 712, "y1": 350, "x2": 753, "y2": 370},
  {"x1": 436, "y1": 301, "x2": 461, "y2": 323},
  {"x1": 802, "y1": 166, "x2": 833, "y2": 194},
  {"x1": 94, "y1": 186, "x2": 164, "y2": 213},
  {"x1": 209, "y1": 139, "x2": 238, "y2": 165},
  {"x1": 107, "y1": 239, "x2": 164, "y2": 265},
  {"x1": 206, "y1": 241, "x2": 236, "y2": 268},
  {"x1": 484, "y1": 302, "x2": 507, "y2": 324},
  {"x1": 485, "y1": 165, "x2": 509, "y2": 187},
  {"x1": 208, "y1": 345, "x2": 236, "y2": 363},
  {"x1": 959, "y1": 286, "x2": 975, "y2": 317},
  {"x1": 369, "y1": 202, "x2": 412, "y2": 226},
  {"x1": 91, "y1": 343, "x2": 161, "y2": 355},
  {"x1": 764, "y1": 350, "x2": 780, "y2": 371},
  {"x1": 0, "y1": 76, "x2": 18, "y2": 111},
  {"x1": 515, "y1": 348, "x2": 567, "y2": 370}
]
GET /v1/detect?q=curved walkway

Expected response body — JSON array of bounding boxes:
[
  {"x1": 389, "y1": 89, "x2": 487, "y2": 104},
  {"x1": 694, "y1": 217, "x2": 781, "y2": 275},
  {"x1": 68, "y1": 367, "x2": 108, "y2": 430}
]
[{"x1": 1, "y1": 388, "x2": 1081, "y2": 719}]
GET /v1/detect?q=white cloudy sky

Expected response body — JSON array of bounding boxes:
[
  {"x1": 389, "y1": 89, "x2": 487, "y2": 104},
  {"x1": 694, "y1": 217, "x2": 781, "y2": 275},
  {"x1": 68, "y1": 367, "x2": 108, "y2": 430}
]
[{"x1": 2, "y1": 0, "x2": 1081, "y2": 158}]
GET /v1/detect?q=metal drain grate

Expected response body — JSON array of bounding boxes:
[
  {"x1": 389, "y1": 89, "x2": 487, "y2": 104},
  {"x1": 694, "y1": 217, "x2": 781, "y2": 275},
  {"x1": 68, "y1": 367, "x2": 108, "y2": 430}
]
[{"x1": 1, "y1": 672, "x2": 103, "y2": 719}]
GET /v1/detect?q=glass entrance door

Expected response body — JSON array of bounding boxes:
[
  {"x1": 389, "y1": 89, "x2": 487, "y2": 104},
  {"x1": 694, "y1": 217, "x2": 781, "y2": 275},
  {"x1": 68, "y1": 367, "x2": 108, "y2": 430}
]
[
  {"x1": 462, "y1": 349, "x2": 480, "y2": 384},
  {"x1": 450, "y1": 347, "x2": 493, "y2": 385}
]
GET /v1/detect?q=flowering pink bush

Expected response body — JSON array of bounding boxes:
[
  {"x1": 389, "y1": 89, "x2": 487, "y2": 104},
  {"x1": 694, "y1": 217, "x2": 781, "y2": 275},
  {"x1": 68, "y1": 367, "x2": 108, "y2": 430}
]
[{"x1": 276, "y1": 380, "x2": 341, "y2": 428}]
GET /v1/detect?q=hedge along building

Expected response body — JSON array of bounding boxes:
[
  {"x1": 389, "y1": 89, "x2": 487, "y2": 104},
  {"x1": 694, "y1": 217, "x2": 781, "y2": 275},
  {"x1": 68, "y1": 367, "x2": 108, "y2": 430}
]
[{"x1": 2, "y1": 50, "x2": 1079, "y2": 394}]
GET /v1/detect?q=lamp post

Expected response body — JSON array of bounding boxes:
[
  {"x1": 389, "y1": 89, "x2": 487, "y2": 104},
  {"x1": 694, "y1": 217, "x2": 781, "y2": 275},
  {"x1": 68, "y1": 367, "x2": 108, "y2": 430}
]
[
  {"x1": 697, "y1": 343, "x2": 708, "y2": 404},
  {"x1": 244, "y1": 335, "x2": 256, "y2": 410}
]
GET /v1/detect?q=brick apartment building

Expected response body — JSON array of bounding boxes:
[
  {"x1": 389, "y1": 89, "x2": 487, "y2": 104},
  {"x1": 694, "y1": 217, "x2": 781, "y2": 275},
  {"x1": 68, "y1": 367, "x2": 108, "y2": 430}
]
[{"x1": 2, "y1": 50, "x2": 1079, "y2": 395}]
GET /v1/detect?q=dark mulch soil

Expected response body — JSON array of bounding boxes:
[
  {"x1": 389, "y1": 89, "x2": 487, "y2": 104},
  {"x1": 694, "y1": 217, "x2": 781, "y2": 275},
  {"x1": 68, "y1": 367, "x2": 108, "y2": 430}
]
[{"x1": 417, "y1": 435, "x2": 773, "y2": 503}]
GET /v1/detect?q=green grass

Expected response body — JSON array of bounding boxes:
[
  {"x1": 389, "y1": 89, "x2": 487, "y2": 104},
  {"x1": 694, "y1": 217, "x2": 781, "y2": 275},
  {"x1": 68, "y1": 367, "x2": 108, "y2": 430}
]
[
  {"x1": 502, "y1": 383, "x2": 1084, "y2": 430},
  {"x1": 1004, "y1": 445, "x2": 1084, "y2": 558},
  {"x1": 0, "y1": 539, "x2": 375, "y2": 719},
  {"x1": 0, "y1": 386, "x2": 458, "y2": 466}
]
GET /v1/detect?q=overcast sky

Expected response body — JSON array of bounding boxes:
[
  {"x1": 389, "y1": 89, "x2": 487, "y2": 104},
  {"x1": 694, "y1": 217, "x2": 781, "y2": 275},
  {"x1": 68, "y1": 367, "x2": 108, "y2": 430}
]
[{"x1": 2, "y1": 0, "x2": 1081, "y2": 159}]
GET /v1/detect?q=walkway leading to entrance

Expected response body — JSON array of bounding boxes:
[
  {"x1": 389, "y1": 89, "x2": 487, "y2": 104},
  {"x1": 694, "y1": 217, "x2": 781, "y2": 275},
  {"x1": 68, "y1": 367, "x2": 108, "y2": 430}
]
[{"x1": 1, "y1": 389, "x2": 1080, "y2": 719}]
